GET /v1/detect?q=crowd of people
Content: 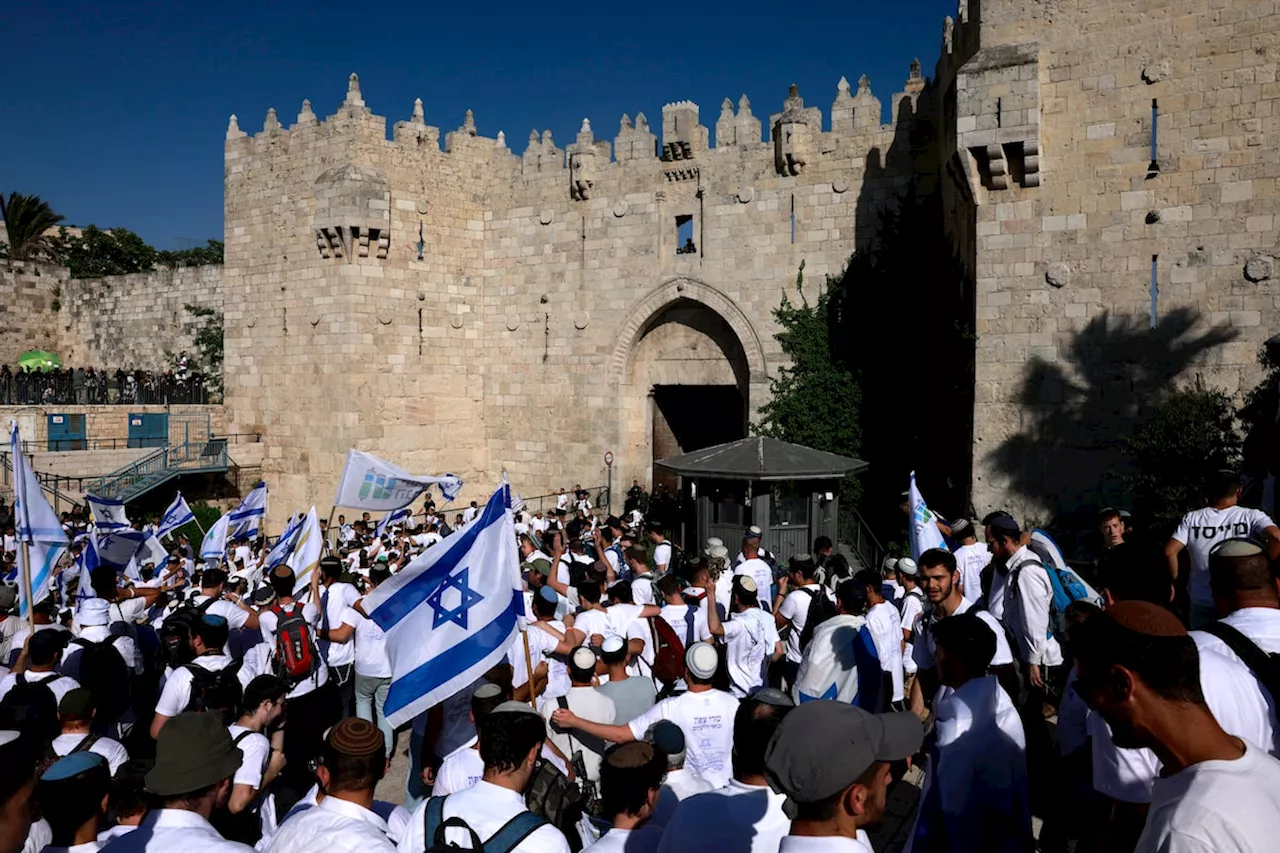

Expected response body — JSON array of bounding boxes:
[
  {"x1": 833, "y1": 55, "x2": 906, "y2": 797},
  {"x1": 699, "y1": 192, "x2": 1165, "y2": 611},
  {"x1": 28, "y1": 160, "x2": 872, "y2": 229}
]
[
  {"x1": 0, "y1": 353, "x2": 210, "y2": 407},
  {"x1": 1, "y1": 467, "x2": 1279, "y2": 853}
]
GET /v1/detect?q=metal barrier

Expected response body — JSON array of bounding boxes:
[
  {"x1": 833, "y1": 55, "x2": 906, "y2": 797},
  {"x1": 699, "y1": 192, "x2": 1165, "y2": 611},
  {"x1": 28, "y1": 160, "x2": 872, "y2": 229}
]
[
  {"x1": 16, "y1": 433, "x2": 261, "y2": 455},
  {"x1": 837, "y1": 506, "x2": 887, "y2": 573},
  {"x1": 86, "y1": 439, "x2": 230, "y2": 502}
]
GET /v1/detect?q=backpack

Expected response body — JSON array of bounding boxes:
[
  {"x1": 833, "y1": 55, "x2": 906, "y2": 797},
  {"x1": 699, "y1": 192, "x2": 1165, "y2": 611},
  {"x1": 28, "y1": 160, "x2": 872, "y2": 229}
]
[
  {"x1": 663, "y1": 542, "x2": 686, "y2": 580},
  {"x1": 69, "y1": 637, "x2": 131, "y2": 724},
  {"x1": 797, "y1": 587, "x2": 839, "y2": 652},
  {"x1": 649, "y1": 609, "x2": 695, "y2": 685},
  {"x1": 1010, "y1": 558, "x2": 1096, "y2": 642},
  {"x1": 524, "y1": 756, "x2": 585, "y2": 852},
  {"x1": 1200, "y1": 621, "x2": 1280, "y2": 703},
  {"x1": 271, "y1": 603, "x2": 319, "y2": 686},
  {"x1": 183, "y1": 658, "x2": 244, "y2": 723},
  {"x1": 0, "y1": 673, "x2": 62, "y2": 743},
  {"x1": 423, "y1": 794, "x2": 550, "y2": 853},
  {"x1": 554, "y1": 696, "x2": 602, "y2": 816},
  {"x1": 159, "y1": 595, "x2": 217, "y2": 668},
  {"x1": 819, "y1": 553, "x2": 852, "y2": 592}
]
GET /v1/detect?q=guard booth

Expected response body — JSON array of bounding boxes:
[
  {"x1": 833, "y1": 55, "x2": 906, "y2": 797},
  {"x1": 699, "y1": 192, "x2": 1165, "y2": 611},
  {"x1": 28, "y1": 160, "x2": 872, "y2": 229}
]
[{"x1": 654, "y1": 436, "x2": 868, "y2": 564}]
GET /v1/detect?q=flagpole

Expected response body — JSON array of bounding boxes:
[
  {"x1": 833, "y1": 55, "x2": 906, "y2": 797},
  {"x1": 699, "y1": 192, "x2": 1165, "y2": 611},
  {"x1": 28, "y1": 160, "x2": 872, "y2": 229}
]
[
  {"x1": 521, "y1": 628, "x2": 536, "y2": 709},
  {"x1": 19, "y1": 540, "x2": 35, "y2": 632}
]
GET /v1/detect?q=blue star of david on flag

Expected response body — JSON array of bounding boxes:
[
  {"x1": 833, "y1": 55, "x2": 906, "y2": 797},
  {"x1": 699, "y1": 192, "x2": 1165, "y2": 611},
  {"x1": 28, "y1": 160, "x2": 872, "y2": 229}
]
[{"x1": 427, "y1": 566, "x2": 485, "y2": 630}]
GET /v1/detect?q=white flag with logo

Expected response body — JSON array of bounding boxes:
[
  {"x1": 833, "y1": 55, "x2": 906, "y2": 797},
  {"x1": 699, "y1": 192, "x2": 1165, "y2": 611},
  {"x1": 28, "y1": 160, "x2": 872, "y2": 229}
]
[
  {"x1": 908, "y1": 471, "x2": 947, "y2": 561},
  {"x1": 333, "y1": 449, "x2": 463, "y2": 512},
  {"x1": 287, "y1": 507, "x2": 323, "y2": 594},
  {"x1": 200, "y1": 513, "x2": 230, "y2": 563}
]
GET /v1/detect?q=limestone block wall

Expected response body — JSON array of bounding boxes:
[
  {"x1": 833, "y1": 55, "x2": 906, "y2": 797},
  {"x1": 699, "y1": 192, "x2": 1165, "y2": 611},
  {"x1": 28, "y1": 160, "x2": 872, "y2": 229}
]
[
  {"x1": 0, "y1": 404, "x2": 227, "y2": 447},
  {"x1": 943, "y1": 0, "x2": 1280, "y2": 521},
  {"x1": 0, "y1": 264, "x2": 65, "y2": 366}
]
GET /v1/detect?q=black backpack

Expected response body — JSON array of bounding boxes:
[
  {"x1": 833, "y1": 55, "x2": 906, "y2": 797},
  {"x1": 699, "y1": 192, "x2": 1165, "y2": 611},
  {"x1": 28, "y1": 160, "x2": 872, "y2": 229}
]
[
  {"x1": 0, "y1": 673, "x2": 62, "y2": 744},
  {"x1": 68, "y1": 637, "x2": 132, "y2": 724},
  {"x1": 797, "y1": 587, "x2": 839, "y2": 652},
  {"x1": 159, "y1": 595, "x2": 218, "y2": 668},
  {"x1": 1201, "y1": 621, "x2": 1280, "y2": 703},
  {"x1": 664, "y1": 542, "x2": 686, "y2": 580},
  {"x1": 183, "y1": 657, "x2": 244, "y2": 724},
  {"x1": 422, "y1": 795, "x2": 549, "y2": 853}
]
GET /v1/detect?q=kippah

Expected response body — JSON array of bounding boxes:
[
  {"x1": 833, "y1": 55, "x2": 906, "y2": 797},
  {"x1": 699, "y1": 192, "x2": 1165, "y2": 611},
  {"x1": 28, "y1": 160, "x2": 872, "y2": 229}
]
[
  {"x1": 272, "y1": 565, "x2": 294, "y2": 579},
  {"x1": 735, "y1": 575, "x2": 758, "y2": 593},
  {"x1": 751, "y1": 687, "x2": 795, "y2": 707},
  {"x1": 491, "y1": 700, "x2": 543, "y2": 718},
  {"x1": 601, "y1": 634, "x2": 626, "y2": 654},
  {"x1": 607, "y1": 741, "x2": 659, "y2": 769},
  {"x1": 1107, "y1": 601, "x2": 1187, "y2": 637},
  {"x1": 644, "y1": 720, "x2": 684, "y2": 754},
  {"x1": 328, "y1": 717, "x2": 384, "y2": 757},
  {"x1": 538, "y1": 585, "x2": 559, "y2": 604},
  {"x1": 474, "y1": 683, "x2": 504, "y2": 700},
  {"x1": 201, "y1": 613, "x2": 228, "y2": 628},
  {"x1": 1210, "y1": 538, "x2": 1265, "y2": 558},
  {"x1": 571, "y1": 646, "x2": 597, "y2": 671},
  {"x1": 42, "y1": 751, "x2": 107, "y2": 781}
]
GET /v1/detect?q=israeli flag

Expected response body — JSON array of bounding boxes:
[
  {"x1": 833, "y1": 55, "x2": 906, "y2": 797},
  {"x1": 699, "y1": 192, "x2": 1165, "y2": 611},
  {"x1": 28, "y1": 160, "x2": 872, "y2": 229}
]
[
  {"x1": 85, "y1": 494, "x2": 130, "y2": 532},
  {"x1": 375, "y1": 507, "x2": 411, "y2": 539},
  {"x1": 908, "y1": 471, "x2": 947, "y2": 561},
  {"x1": 364, "y1": 481, "x2": 523, "y2": 729},
  {"x1": 10, "y1": 424, "x2": 69, "y2": 619},
  {"x1": 94, "y1": 530, "x2": 149, "y2": 574},
  {"x1": 265, "y1": 512, "x2": 306, "y2": 571},
  {"x1": 201, "y1": 513, "x2": 230, "y2": 564},
  {"x1": 157, "y1": 493, "x2": 195, "y2": 539},
  {"x1": 75, "y1": 537, "x2": 101, "y2": 602},
  {"x1": 135, "y1": 533, "x2": 169, "y2": 571},
  {"x1": 228, "y1": 481, "x2": 268, "y2": 539}
]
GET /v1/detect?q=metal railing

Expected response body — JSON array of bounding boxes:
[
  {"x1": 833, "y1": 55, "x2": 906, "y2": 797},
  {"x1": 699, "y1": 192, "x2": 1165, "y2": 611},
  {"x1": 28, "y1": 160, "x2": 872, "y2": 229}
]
[
  {"x1": 838, "y1": 506, "x2": 887, "y2": 573},
  {"x1": 18, "y1": 433, "x2": 260, "y2": 455},
  {"x1": 86, "y1": 438, "x2": 229, "y2": 502},
  {"x1": 0, "y1": 451, "x2": 84, "y2": 514},
  {"x1": 0, "y1": 373, "x2": 215, "y2": 406},
  {"x1": 505, "y1": 485, "x2": 610, "y2": 517}
]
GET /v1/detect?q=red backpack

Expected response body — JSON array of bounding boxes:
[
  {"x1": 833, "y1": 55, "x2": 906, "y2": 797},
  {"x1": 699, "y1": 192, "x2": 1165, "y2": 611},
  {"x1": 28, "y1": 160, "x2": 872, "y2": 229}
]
[
  {"x1": 272, "y1": 603, "x2": 319, "y2": 686},
  {"x1": 649, "y1": 607, "x2": 697, "y2": 686}
]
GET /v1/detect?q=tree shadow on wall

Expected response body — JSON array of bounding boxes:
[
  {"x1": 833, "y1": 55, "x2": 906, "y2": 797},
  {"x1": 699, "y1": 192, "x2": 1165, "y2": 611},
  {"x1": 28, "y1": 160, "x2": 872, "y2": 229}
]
[{"x1": 990, "y1": 309, "x2": 1238, "y2": 525}]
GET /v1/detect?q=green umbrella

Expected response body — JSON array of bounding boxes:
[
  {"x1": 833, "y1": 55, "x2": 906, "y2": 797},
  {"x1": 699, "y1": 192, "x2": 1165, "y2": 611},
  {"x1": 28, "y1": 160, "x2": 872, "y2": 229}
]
[{"x1": 17, "y1": 350, "x2": 62, "y2": 373}]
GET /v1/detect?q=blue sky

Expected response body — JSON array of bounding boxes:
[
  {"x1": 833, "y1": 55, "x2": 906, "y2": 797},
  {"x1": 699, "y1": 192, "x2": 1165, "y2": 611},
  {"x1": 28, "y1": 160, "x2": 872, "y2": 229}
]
[{"x1": 2, "y1": 0, "x2": 955, "y2": 249}]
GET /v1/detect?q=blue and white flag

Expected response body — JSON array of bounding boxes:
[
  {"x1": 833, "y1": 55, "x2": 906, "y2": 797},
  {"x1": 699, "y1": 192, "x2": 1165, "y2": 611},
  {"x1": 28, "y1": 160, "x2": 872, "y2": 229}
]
[
  {"x1": 10, "y1": 424, "x2": 69, "y2": 619},
  {"x1": 333, "y1": 449, "x2": 463, "y2": 512},
  {"x1": 228, "y1": 481, "x2": 267, "y2": 540},
  {"x1": 75, "y1": 537, "x2": 102, "y2": 603},
  {"x1": 265, "y1": 512, "x2": 306, "y2": 571},
  {"x1": 375, "y1": 507, "x2": 411, "y2": 539},
  {"x1": 85, "y1": 494, "x2": 130, "y2": 532},
  {"x1": 135, "y1": 533, "x2": 169, "y2": 571},
  {"x1": 157, "y1": 493, "x2": 196, "y2": 539},
  {"x1": 287, "y1": 507, "x2": 324, "y2": 595},
  {"x1": 364, "y1": 482, "x2": 522, "y2": 728},
  {"x1": 94, "y1": 530, "x2": 149, "y2": 574},
  {"x1": 908, "y1": 472, "x2": 947, "y2": 562},
  {"x1": 201, "y1": 513, "x2": 230, "y2": 564}
]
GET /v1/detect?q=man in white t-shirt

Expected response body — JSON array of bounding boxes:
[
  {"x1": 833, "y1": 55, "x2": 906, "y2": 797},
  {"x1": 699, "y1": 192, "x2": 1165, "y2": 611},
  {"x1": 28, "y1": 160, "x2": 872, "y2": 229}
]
[
  {"x1": 328, "y1": 565, "x2": 395, "y2": 756},
  {"x1": 1166, "y1": 470, "x2": 1280, "y2": 628},
  {"x1": 948, "y1": 518, "x2": 991, "y2": 604},
  {"x1": 647, "y1": 529, "x2": 673, "y2": 576},
  {"x1": 733, "y1": 539, "x2": 775, "y2": 614},
  {"x1": 1073, "y1": 601, "x2": 1280, "y2": 853},
  {"x1": 859, "y1": 570, "x2": 905, "y2": 709},
  {"x1": 774, "y1": 555, "x2": 833, "y2": 688},
  {"x1": 62, "y1": 598, "x2": 142, "y2": 680},
  {"x1": 52, "y1": 688, "x2": 130, "y2": 774},
  {"x1": 226, "y1": 675, "x2": 286, "y2": 837},
  {"x1": 897, "y1": 559, "x2": 925, "y2": 680},
  {"x1": 553, "y1": 643, "x2": 740, "y2": 788},
  {"x1": 0, "y1": 629, "x2": 81, "y2": 706},
  {"x1": 702, "y1": 575, "x2": 781, "y2": 699},
  {"x1": 542, "y1": 647, "x2": 615, "y2": 786},
  {"x1": 312, "y1": 557, "x2": 360, "y2": 717},
  {"x1": 151, "y1": 614, "x2": 237, "y2": 738}
]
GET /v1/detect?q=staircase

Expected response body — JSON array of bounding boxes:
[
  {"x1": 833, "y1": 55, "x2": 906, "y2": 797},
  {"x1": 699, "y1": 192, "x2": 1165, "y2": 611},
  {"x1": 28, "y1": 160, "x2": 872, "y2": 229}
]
[{"x1": 84, "y1": 438, "x2": 230, "y2": 502}]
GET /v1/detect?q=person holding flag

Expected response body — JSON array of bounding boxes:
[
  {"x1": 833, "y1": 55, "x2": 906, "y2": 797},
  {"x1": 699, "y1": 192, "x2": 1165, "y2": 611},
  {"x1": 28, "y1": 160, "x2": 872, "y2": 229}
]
[
  {"x1": 907, "y1": 472, "x2": 947, "y2": 563},
  {"x1": 156, "y1": 492, "x2": 197, "y2": 541},
  {"x1": 9, "y1": 423, "x2": 69, "y2": 625}
]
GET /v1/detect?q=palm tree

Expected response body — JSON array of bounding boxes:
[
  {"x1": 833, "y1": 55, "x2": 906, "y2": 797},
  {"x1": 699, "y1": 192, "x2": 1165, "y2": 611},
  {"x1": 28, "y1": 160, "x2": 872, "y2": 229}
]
[{"x1": 0, "y1": 192, "x2": 64, "y2": 263}]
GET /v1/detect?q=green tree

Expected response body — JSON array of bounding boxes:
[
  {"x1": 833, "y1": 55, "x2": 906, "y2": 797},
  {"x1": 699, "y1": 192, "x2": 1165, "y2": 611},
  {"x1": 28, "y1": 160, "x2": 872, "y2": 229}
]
[
  {"x1": 754, "y1": 262, "x2": 863, "y2": 474},
  {"x1": 57, "y1": 225, "x2": 158, "y2": 278},
  {"x1": 0, "y1": 192, "x2": 65, "y2": 262},
  {"x1": 174, "y1": 500, "x2": 223, "y2": 548},
  {"x1": 159, "y1": 240, "x2": 224, "y2": 268},
  {"x1": 1123, "y1": 386, "x2": 1242, "y2": 534}
]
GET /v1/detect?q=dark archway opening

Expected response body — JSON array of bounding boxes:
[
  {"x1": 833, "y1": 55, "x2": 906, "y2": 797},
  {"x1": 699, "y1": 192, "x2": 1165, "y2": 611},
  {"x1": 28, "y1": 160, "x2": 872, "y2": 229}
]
[{"x1": 651, "y1": 384, "x2": 745, "y2": 491}]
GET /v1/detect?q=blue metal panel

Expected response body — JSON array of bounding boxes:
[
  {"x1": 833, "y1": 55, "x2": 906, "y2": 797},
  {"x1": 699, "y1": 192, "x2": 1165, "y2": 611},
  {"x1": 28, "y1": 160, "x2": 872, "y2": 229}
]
[
  {"x1": 47, "y1": 414, "x2": 86, "y2": 451},
  {"x1": 127, "y1": 413, "x2": 168, "y2": 449}
]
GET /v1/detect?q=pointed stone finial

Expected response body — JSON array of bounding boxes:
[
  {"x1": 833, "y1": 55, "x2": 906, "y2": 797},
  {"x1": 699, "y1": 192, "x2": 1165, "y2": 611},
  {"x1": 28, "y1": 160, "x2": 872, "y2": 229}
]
[
  {"x1": 837, "y1": 76, "x2": 851, "y2": 96},
  {"x1": 412, "y1": 98, "x2": 425, "y2": 123},
  {"x1": 541, "y1": 129, "x2": 553, "y2": 145},
  {"x1": 463, "y1": 109, "x2": 476, "y2": 134},
  {"x1": 297, "y1": 99, "x2": 316, "y2": 124},
  {"x1": 788, "y1": 83, "x2": 800, "y2": 99},
  {"x1": 263, "y1": 107, "x2": 280, "y2": 132},
  {"x1": 910, "y1": 58, "x2": 923, "y2": 80},
  {"x1": 720, "y1": 97, "x2": 734, "y2": 117},
  {"x1": 635, "y1": 112, "x2": 649, "y2": 131},
  {"x1": 497, "y1": 130, "x2": 506, "y2": 148},
  {"x1": 943, "y1": 16, "x2": 954, "y2": 52},
  {"x1": 858, "y1": 74, "x2": 871, "y2": 93},
  {"x1": 580, "y1": 118, "x2": 592, "y2": 134},
  {"x1": 345, "y1": 73, "x2": 364, "y2": 107},
  {"x1": 738, "y1": 94, "x2": 752, "y2": 116},
  {"x1": 226, "y1": 114, "x2": 246, "y2": 140}
]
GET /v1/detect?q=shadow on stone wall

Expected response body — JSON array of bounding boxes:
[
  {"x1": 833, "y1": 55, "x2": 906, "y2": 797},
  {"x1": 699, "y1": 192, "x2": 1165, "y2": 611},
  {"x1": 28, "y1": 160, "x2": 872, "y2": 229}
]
[
  {"x1": 990, "y1": 308, "x2": 1238, "y2": 526},
  {"x1": 833, "y1": 88, "x2": 976, "y2": 538}
]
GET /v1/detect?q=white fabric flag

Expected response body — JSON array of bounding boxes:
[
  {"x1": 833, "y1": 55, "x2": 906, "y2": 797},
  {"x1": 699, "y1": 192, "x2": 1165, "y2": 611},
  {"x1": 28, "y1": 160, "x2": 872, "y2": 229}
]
[
  {"x1": 228, "y1": 481, "x2": 267, "y2": 539},
  {"x1": 364, "y1": 481, "x2": 521, "y2": 729},
  {"x1": 157, "y1": 493, "x2": 196, "y2": 539},
  {"x1": 10, "y1": 424, "x2": 69, "y2": 619},
  {"x1": 287, "y1": 507, "x2": 323, "y2": 594},
  {"x1": 265, "y1": 512, "x2": 307, "y2": 571},
  {"x1": 85, "y1": 494, "x2": 130, "y2": 532},
  {"x1": 793, "y1": 614, "x2": 869, "y2": 704},
  {"x1": 200, "y1": 513, "x2": 230, "y2": 563},
  {"x1": 908, "y1": 471, "x2": 947, "y2": 561},
  {"x1": 333, "y1": 449, "x2": 462, "y2": 512}
]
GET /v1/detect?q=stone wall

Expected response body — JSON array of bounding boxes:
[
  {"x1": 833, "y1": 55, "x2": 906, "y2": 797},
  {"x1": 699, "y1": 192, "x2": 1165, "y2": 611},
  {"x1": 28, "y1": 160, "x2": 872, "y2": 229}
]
[
  {"x1": 0, "y1": 404, "x2": 227, "y2": 447},
  {"x1": 939, "y1": 0, "x2": 1280, "y2": 522},
  {"x1": 0, "y1": 264, "x2": 65, "y2": 366}
]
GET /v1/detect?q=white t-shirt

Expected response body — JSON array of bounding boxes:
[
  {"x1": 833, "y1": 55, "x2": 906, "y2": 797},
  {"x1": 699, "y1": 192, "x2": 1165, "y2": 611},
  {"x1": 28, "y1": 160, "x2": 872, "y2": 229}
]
[
  {"x1": 402, "y1": 780, "x2": 570, "y2": 853},
  {"x1": 630, "y1": 575, "x2": 656, "y2": 606},
  {"x1": 574, "y1": 608, "x2": 612, "y2": 644},
  {"x1": 318, "y1": 582, "x2": 360, "y2": 668},
  {"x1": 543, "y1": 685, "x2": 616, "y2": 783},
  {"x1": 656, "y1": 781, "x2": 789, "y2": 853},
  {"x1": 432, "y1": 738, "x2": 484, "y2": 796},
  {"x1": 155, "y1": 653, "x2": 234, "y2": 717},
  {"x1": 734, "y1": 559, "x2": 774, "y2": 603},
  {"x1": 51, "y1": 732, "x2": 129, "y2": 775},
  {"x1": 778, "y1": 584, "x2": 832, "y2": 664},
  {"x1": 509, "y1": 620, "x2": 570, "y2": 699},
  {"x1": 258, "y1": 602, "x2": 321, "y2": 650},
  {"x1": 227, "y1": 724, "x2": 271, "y2": 789},
  {"x1": 899, "y1": 590, "x2": 925, "y2": 675},
  {"x1": 0, "y1": 670, "x2": 80, "y2": 706},
  {"x1": 865, "y1": 601, "x2": 905, "y2": 701},
  {"x1": 627, "y1": 689, "x2": 739, "y2": 788},
  {"x1": 341, "y1": 604, "x2": 391, "y2": 678},
  {"x1": 721, "y1": 608, "x2": 780, "y2": 698},
  {"x1": 953, "y1": 543, "x2": 992, "y2": 603},
  {"x1": 1173, "y1": 506, "x2": 1278, "y2": 607},
  {"x1": 912, "y1": 597, "x2": 1014, "y2": 671},
  {"x1": 1138, "y1": 741, "x2": 1280, "y2": 853},
  {"x1": 1193, "y1": 608, "x2": 1280, "y2": 733},
  {"x1": 657, "y1": 604, "x2": 710, "y2": 649},
  {"x1": 653, "y1": 542, "x2": 673, "y2": 571}
]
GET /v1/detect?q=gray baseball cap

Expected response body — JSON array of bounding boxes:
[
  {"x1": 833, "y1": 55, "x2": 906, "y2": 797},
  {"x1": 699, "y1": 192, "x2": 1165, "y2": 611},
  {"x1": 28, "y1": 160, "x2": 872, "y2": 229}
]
[{"x1": 763, "y1": 701, "x2": 923, "y2": 805}]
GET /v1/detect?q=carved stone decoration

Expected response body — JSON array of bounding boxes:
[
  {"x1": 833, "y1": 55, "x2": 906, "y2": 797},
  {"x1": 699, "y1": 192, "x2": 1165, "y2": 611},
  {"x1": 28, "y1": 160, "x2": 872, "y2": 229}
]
[
  {"x1": 986, "y1": 145, "x2": 1010, "y2": 190},
  {"x1": 314, "y1": 226, "x2": 389, "y2": 260},
  {"x1": 1023, "y1": 140, "x2": 1041, "y2": 188},
  {"x1": 506, "y1": 315, "x2": 520, "y2": 331},
  {"x1": 450, "y1": 314, "x2": 464, "y2": 330},
  {"x1": 1045, "y1": 262, "x2": 1071, "y2": 288},
  {"x1": 569, "y1": 152, "x2": 594, "y2": 200},
  {"x1": 538, "y1": 210, "x2": 553, "y2": 225},
  {"x1": 1142, "y1": 59, "x2": 1172, "y2": 84},
  {"x1": 737, "y1": 187, "x2": 755, "y2": 203},
  {"x1": 574, "y1": 312, "x2": 589, "y2": 330},
  {"x1": 613, "y1": 201, "x2": 628, "y2": 218},
  {"x1": 1244, "y1": 254, "x2": 1274, "y2": 283},
  {"x1": 378, "y1": 314, "x2": 394, "y2": 325},
  {"x1": 832, "y1": 179, "x2": 849, "y2": 194},
  {"x1": 416, "y1": 200, "x2": 429, "y2": 215},
  {"x1": 310, "y1": 316, "x2": 321, "y2": 327}
]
